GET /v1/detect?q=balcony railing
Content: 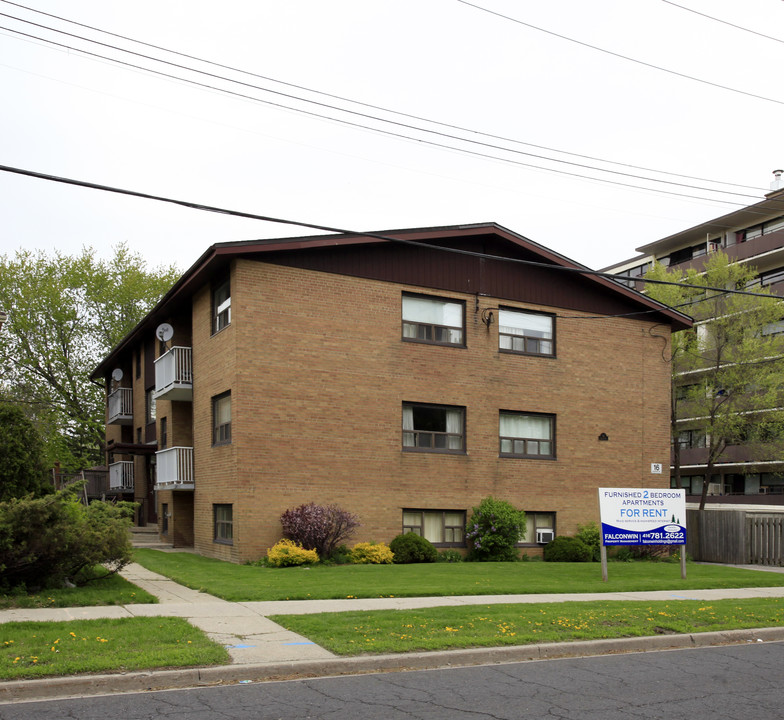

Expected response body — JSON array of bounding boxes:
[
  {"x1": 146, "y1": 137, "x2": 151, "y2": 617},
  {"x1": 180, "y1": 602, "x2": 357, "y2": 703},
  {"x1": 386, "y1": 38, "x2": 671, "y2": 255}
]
[
  {"x1": 108, "y1": 461, "x2": 134, "y2": 491},
  {"x1": 107, "y1": 387, "x2": 133, "y2": 425},
  {"x1": 154, "y1": 346, "x2": 193, "y2": 401},
  {"x1": 155, "y1": 446, "x2": 194, "y2": 490}
]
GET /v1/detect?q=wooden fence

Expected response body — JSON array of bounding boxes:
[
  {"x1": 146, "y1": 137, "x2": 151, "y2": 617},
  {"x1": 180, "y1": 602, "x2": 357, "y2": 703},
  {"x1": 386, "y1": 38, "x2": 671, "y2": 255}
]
[{"x1": 686, "y1": 509, "x2": 784, "y2": 566}]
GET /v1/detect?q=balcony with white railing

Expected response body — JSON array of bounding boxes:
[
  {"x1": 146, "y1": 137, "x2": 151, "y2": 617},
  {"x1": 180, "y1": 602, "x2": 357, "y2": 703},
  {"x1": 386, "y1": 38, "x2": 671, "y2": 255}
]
[
  {"x1": 154, "y1": 346, "x2": 193, "y2": 401},
  {"x1": 107, "y1": 387, "x2": 133, "y2": 425},
  {"x1": 109, "y1": 461, "x2": 134, "y2": 491},
  {"x1": 155, "y1": 446, "x2": 194, "y2": 490}
]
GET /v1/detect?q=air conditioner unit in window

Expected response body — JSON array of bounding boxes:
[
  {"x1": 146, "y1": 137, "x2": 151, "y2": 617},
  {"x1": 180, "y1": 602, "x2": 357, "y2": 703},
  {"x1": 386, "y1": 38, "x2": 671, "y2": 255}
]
[{"x1": 536, "y1": 529, "x2": 555, "y2": 544}]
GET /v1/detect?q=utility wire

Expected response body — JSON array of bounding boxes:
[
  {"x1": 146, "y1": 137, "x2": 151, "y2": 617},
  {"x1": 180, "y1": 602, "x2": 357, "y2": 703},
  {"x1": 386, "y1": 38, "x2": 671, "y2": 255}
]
[
  {"x1": 0, "y1": 0, "x2": 765, "y2": 194},
  {"x1": 0, "y1": 11, "x2": 769, "y2": 203},
  {"x1": 0, "y1": 162, "x2": 779, "y2": 305},
  {"x1": 0, "y1": 25, "x2": 759, "y2": 207},
  {"x1": 662, "y1": 0, "x2": 784, "y2": 46},
  {"x1": 456, "y1": 0, "x2": 784, "y2": 108}
]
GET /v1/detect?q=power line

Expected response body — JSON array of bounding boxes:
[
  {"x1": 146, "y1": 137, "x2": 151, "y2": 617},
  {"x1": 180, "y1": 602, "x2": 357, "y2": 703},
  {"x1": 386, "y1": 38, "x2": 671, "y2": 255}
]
[
  {"x1": 0, "y1": 0, "x2": 765, "y2": 194},
  {"x1": 662, "y1": 0, "x2": 784, "y2": 46},
  {"x1": 0, "y1": 162, "x2": 778, "y2": 306},
  {"x1": 456, "y1": 0, "x2": 784, "y2": 108},
  {"x1": 0, "y1": 8, "x2": 769, "y2": 204}
]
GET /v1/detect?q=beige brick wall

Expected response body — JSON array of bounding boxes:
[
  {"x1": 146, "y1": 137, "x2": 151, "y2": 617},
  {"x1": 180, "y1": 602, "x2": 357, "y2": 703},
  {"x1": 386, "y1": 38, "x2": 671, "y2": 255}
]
[{"x1": 183, "y1": 259, "x2": 672, "y2": 563}]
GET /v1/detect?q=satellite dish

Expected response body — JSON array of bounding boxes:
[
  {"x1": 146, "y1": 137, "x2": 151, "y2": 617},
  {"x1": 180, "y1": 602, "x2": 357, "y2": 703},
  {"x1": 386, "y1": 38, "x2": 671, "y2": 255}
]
[
  {"x1": 156, "y1": 323, "x2": 174, "y2": 343},
  {"x1": 111, "y1": 368, "x2": 123, "y2": 382}
]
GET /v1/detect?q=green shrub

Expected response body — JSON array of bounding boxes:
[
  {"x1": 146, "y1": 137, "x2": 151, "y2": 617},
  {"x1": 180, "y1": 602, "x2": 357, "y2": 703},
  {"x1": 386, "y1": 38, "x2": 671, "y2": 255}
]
[
  {"x1": 349, "y1": 542, "x2": 394, "y2": 564},
  {"x1": 389, "y1": 532, "x2": 438, "y2": 564},
  {"x1": 266, "y1": 539, "x2": 319, "y2": 567},
  {"x1": 613, "y1": 544, "x2": 677, "y2": 562},
  {"x1": 0, "y1": 486, "x2": 134, "y2": 590},
  {"x1": 543, "y1": 535, "x2": 592, "y2": 562},
  {"x1": 575, "y1": 521, "x2": 601, "y2": 562},
  {"x1": 437, "y1": 549, "x2": 464, "y2": 563},
  {"x1": 465, "y1": 496, "x2": 525, "y2": 562},
  {"x1": 326, "y1": 544, "x2": 352, "y2": 565}
]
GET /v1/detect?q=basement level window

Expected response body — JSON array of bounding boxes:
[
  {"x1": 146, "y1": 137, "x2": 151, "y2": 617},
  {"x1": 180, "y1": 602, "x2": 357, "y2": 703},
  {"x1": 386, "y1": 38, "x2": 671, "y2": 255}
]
[
  {"x1": 213, "y1": 504, "x2": 233, "y2": 545},
  {"x1": 403, "y1": 509, "x2": 465, "y2": 546}
]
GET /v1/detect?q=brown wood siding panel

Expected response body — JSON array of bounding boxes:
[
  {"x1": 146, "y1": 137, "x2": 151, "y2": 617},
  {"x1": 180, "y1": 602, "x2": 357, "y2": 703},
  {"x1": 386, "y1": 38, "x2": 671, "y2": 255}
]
[{"x1": 254, "y1": 234, "x2": 652, "y2": 319}]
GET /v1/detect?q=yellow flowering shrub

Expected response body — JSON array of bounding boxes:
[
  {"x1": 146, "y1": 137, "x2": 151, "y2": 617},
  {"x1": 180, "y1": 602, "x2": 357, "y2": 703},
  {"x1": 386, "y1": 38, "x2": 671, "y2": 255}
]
[
  {"x1": 266, "y1": 539, "x2": 319, "y2": 567},
  {"x1": 349, "y1": 542, "x2": 394, "y2": 564}
]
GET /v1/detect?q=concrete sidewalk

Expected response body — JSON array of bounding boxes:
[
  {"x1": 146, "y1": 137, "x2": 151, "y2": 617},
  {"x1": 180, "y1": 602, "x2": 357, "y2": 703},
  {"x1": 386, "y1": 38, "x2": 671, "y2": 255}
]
[{"x1": 2, "y1": 563, "x2": 784, "y2": 703}]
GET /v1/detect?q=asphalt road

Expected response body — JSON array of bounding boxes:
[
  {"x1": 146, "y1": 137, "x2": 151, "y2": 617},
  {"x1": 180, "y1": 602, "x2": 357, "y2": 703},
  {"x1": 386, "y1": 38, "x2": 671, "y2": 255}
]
[{"x1": 1, "y1": 642, "x2": 782, "y2": 719}]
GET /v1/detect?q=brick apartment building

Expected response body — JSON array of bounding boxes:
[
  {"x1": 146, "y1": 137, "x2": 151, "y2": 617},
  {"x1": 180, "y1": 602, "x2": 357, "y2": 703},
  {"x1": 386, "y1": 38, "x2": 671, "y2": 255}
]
[
  {"x1": 603, "y1": 171, "x2": 784, "y2": 500},
  {"x1": 93, "y1": 223, "x2": 690, "y2": 562}
]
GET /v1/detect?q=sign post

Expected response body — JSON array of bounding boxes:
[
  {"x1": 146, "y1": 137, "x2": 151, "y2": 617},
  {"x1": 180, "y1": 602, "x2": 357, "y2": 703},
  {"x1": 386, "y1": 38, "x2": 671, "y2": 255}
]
[{"x1": 598, "y1": 488, "x2": 687, "y2": 581}]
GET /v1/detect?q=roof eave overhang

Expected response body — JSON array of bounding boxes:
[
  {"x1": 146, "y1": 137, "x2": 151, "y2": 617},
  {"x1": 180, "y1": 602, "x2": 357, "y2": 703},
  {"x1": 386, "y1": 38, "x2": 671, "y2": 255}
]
[{"x1": 92, "y1": 222, "x2": 692, "y2": 380}]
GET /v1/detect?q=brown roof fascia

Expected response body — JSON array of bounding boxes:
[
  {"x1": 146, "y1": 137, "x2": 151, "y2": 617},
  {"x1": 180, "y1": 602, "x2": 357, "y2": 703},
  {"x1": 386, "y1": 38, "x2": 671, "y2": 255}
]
[{"x1": 92, "y1": 222, "x2": 691, "y2": 380}]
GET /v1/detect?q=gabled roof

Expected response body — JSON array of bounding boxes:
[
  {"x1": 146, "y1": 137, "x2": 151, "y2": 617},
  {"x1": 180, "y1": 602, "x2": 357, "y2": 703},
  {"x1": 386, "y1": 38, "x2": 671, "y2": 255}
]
[{"x1": 93, "y1": 222, "x2": 692, "y2": 379}]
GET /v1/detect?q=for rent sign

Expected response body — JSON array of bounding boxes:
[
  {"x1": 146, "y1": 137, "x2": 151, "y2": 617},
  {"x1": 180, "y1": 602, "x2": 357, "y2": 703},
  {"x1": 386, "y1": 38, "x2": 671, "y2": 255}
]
[{"x1": 598, "y1": 488, "x2": 686, "y2": 546}]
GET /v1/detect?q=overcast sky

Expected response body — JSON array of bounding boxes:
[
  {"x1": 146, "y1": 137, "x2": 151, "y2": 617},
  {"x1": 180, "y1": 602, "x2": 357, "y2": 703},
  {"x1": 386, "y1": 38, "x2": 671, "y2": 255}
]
[{"x1": 1, "y1": 0, "x2": 782, "y2": 276}]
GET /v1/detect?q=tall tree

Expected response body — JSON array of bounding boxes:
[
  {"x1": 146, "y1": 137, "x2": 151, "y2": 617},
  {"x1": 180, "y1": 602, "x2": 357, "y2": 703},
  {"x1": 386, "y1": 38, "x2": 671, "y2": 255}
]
[
  {"x1": 0, "y1": 244, "x2": 179, "y2": 471},
  {"x1": 645, "y1": 252, "x2": 784, "y2": 510},
  {"x1": 0, "y1": 402, "x2": 48, "y2": 500}
]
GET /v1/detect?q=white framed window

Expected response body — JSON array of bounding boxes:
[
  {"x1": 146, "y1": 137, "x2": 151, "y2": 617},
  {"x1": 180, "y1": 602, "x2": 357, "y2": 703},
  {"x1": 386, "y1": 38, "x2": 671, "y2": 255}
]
[
  {"x1": 213, "y1": 391, "x2": 232, "y2": 445},
  {"x1": 213, "y1": 277, "x2": 231, "y2": 334},
  {"x1": 500, "y1": 411, "x2": 555, "y2": 459},
  {"x1": 403, "y1": 403, "x2": 464, "y2": 452},
  {"x1": 403, "y1": 509, "x2": 465, "y2": 545},
  {"x1": 498, "y1": 308, "x2": 554, "y2": 357},
  {"x1": 402, "y1": 293, "x2": 464, "y2": 346}
]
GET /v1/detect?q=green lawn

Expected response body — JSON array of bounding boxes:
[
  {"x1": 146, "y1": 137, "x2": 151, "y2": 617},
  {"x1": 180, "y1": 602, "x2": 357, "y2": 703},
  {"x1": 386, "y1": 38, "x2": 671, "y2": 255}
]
[
  {"x1": 0, "y1": 569, "x2": 158, "y2": 610},
  {"x1": 271, "y1": 597, "x2": 784, "y2": 655},
  {"x1": 0, "y1": 617, "x2": 229, "y2": 680},
  {"x1": 133, "y1": 549, "x2": 784, "y2": 602}
]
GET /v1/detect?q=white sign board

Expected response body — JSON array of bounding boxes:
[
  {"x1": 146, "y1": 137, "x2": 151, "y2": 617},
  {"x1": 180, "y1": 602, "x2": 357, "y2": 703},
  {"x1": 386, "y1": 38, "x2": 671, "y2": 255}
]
[{"x1": 598, "y1": 488, "x2": 686, "y2": 546}]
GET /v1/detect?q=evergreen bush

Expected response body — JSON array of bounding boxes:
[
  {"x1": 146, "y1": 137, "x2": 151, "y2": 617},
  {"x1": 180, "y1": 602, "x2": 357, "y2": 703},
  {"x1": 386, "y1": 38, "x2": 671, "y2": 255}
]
[
  {"x1": 389, "y1": 532, "x2": 438, "y2": 563},
  {"x1": 542, "y1": 535, "x2": 592, "y2": 562},
  {"x1": 0, "y1": 486, "x2": 134, "y2": 589}
]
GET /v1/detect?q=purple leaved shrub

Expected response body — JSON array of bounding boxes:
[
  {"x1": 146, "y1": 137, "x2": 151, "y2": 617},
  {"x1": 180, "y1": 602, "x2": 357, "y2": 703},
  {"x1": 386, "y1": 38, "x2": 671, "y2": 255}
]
[{"x1": 279, "y1": 502, "x2": 360, "y2": 560}]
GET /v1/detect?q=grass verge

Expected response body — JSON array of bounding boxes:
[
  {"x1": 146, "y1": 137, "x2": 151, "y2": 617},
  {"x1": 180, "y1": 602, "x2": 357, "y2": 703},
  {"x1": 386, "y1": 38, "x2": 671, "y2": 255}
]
[
  {"x1": 133, "y1": 549, "x2": 784, "y2": 602},
  {"x1": 0, "y1": 617, "x2": 229, "y2": 681},
  {"x1": 271, "y1": 597, "x2": 784, "y2": 655},
  {"x1": 0, "y1": 569, "x2": 157, "y2": 610}
]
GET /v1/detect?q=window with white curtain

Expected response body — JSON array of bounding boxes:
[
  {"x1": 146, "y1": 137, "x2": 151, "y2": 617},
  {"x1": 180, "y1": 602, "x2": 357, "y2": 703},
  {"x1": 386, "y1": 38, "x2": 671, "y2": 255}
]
[
  {"x1": 498, "y1": 308, "x2": 554, "y2": 356},
  {"x1": 212, "y1": 391, "x2": 232, "y2": 445},
  {"x1": 402, "y1": 509, "x2": 465, "y2": 545},
  {"x1": 403, "y1": 403, "x2": 464, "y2": 452},
  {"x1": 499, "y1": 411, "x2": 555, "y2": 458},
  {"x1": 521, "y1": 512, "x2": 556, "y2": 545},
  {"x1": 402, "y1": 293, "x2": 464, "y2": 346}
]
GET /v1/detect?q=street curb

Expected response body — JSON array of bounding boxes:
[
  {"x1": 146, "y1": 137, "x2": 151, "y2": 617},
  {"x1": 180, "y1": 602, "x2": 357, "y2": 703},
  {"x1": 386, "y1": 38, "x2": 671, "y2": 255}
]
[{"x1": 2, "y1": 626, "x2": 784, "y2": 704}]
